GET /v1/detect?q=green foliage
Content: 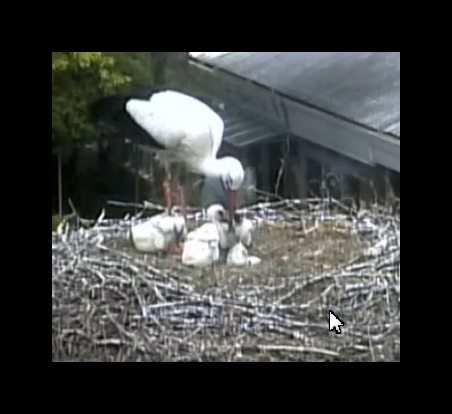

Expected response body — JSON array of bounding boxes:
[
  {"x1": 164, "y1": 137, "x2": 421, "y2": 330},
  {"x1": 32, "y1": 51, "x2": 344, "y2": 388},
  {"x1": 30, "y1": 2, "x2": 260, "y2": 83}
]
[
  {"x1": 52, "y1": 52, "x2": 152, "y2": 146},
  {"x1": 52, "y1": 215, "x2": 63, "y2": 231},
  {"x1": 109, "y1": 52, "x2": 152, "y2": 84}
]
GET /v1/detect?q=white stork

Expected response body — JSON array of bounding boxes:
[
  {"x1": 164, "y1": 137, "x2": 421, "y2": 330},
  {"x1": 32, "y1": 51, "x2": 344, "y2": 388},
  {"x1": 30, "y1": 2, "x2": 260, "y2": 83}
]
[{"x1": 90, "y1": 90, "x2": 245, "y2": 225}]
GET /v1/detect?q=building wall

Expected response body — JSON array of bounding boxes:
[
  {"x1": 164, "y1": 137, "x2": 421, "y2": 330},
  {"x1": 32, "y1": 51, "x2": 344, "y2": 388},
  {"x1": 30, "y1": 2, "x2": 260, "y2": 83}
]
[
  {"x1": 107, "y1": 130, "x2": 399, "y2": 211},
  {"x1": 221, "y1": 136, "x2": 400, "y2": 205}
]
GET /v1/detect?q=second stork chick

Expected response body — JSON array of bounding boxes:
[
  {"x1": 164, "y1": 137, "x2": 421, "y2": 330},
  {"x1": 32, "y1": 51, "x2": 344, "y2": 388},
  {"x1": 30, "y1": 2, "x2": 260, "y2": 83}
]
[
  {"x1": 233, "y1": 212, "x2": 255, "y2": 250},
  {"x1": 226, "y1": 241, "x2": 262, "y2": 267},
  {"x1": 130, "y1": 206, "x2": 186, "y2": 255},
  {"x1": 181, "y1": 222, "x2": 221, "y2": 267},
  {"x1": 205, "y1": 204, "x2": 236, "y2": 251}
]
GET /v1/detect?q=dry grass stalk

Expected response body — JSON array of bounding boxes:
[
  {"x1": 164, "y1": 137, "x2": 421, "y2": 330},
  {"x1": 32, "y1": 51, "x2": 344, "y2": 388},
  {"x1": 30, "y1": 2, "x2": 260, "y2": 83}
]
[{"x1": 52, "y1": 198, "x2": 400, "y2": 362}]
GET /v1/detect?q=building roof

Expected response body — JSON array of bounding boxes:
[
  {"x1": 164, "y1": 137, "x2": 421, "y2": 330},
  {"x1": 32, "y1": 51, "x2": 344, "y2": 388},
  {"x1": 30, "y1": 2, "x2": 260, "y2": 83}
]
[
  {"x1": 189, "y1": 52, "x2": 400, "y2": 138},
  {"x1": 217, "y1": 106, "x2": 279, "y2": 147}
]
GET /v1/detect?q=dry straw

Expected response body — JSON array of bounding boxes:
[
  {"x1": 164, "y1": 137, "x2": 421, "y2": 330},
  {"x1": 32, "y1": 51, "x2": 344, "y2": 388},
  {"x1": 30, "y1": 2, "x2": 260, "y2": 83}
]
[{"x1": 52, "y1": 198, "x2": 400, "y2": 362}]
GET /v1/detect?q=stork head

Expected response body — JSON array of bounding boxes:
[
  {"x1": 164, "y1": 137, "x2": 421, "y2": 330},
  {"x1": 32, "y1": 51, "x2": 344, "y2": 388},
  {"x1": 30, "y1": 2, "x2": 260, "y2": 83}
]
[
  {"x1": 199, "y1": 157, "x2": 245, "y2": 227},
  {"x1": 215, "y1": 157, "x2": 244, "y2": 189},
  {"x1": 217, "y1": 157, "x2": 245, "y2": 228}
]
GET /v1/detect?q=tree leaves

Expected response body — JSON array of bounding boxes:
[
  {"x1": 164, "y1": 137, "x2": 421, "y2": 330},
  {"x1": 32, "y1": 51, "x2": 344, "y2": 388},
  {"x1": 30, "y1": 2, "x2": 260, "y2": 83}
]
[{"x1": 52, "y1": 52, "x2": 151, "y2": 146}]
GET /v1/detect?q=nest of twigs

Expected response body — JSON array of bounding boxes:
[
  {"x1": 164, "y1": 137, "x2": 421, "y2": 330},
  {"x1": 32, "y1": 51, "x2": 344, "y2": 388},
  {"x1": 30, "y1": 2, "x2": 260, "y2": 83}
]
[{"x1": 52, "y1": 199, "x2": 400, "y2": 362}]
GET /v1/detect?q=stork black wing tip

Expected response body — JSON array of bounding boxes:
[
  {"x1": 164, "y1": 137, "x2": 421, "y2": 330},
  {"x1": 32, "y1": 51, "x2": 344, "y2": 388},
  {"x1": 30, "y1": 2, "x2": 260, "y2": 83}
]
[{"x1": 88, "y1": 95, "x2": 130, "y2": 124}]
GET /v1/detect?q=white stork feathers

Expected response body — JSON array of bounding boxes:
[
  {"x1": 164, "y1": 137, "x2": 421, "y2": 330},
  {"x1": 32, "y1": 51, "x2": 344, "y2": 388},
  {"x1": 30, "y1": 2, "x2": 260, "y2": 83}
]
[
  {"x1": 180, "y1": 204, "x2": 260, "y2": 268},
  {"x1": 233, "y1": 212, "x2": 256, "y2": 249},
  {"x1": 205, "y1": 204, "x2": 236, "y2": 251},
  {"x1": 130, "y1": 207, "x2": 186, "y2": 254},
  {"x1": 96, "y1": 90, "x2": 245, "y2": 188},
  {"x1": 91, "y1": 90, "x2": 246, "y2": 219},
  {"x1": 126, "y1": 91, "x2": 224, "y2": 162},
  {"x1": 181, "y1": 223, "x2": 221, "y2": 267},
  {"x1": 226, "y1": 242, "x2": 262, "y2": 267}
]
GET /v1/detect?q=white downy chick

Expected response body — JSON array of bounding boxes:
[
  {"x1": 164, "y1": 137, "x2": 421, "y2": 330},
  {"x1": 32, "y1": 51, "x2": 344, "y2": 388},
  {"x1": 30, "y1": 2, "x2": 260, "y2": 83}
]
[
  {"x1": 205, "y1": 204, "x2": 235, "y2": 250},
  {"x1": 130, "y1": 207, "x2": 186, "y2": 254},
  {"x1": 182, "y1": 223, "x2": 221, "y2": 267},
  {"x1": 226, "y1": 242, "x2": 262, "y2": 267},
  {"x1": 233, "y1": 212, "x2": 256, "y2": 249}
]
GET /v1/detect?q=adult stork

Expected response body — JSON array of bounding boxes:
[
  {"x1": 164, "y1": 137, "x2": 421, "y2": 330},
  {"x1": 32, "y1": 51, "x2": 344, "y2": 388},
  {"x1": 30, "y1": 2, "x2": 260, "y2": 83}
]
[{"x1": 90, "y1": 90, "x2": 245, "y2": 225}]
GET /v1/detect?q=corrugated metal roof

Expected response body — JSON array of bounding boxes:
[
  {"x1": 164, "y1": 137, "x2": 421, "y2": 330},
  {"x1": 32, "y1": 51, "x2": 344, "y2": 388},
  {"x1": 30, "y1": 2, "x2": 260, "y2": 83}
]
[
  {"x1": 190, "y1": 52, "x2": 232, "y2": 59},
  {"x1": 189, "y1": 52, "x2": 401, "y2": 138},
  {"x1": 215, "y1": 105, "x2": 279, "y2": 147}
]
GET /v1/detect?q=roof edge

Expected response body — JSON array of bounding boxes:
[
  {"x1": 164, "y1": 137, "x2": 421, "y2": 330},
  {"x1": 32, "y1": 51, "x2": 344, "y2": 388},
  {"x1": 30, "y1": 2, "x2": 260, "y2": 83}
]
[{"x1": 188, "y1": 60, "x2": 400, "y2": 172}]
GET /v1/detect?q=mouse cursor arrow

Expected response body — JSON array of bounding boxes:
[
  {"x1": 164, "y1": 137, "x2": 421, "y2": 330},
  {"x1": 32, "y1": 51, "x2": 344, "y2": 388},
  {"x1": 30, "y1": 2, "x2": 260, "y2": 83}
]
[{"x1": 329, "y1": 311, "x2": 344, "y2": 334}]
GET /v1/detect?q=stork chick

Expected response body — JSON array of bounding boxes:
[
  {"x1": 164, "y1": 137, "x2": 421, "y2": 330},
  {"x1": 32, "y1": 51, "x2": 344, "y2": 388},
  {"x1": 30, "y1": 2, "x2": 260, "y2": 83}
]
[
  {"x1": 181, "y1": 222, "x2": 221, "y2": 268},
  {"x1": 226, "y1": 242, "x2": 262, "y2": 267},
  {"x1": 130, "y1": 206, "x2": 186, "y2": 255},
  {"x1": 205, "y1": 204, "x2": 236, "y2": 251},
  {"x1": 233, "y1": 212, "x2": 255, "y2": 250}
]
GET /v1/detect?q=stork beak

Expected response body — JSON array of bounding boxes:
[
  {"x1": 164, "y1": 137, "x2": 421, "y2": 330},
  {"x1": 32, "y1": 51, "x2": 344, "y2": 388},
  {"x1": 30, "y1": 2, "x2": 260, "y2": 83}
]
[{"x1": 226, "y1": 189, "x2": 238, "y2": 229}]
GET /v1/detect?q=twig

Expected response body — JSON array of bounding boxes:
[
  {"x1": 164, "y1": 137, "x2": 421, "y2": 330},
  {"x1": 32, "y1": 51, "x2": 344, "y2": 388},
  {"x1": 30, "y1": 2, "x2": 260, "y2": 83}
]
[
  {"x1": 52, "y1": 197, "x2": 400, "y2": 362},
  {"x1": 274, "y1": 135, "x2": 290, "y2": 196},
  {"x1": 246, "y1": 344, "x2": 339, "y2": 358}
]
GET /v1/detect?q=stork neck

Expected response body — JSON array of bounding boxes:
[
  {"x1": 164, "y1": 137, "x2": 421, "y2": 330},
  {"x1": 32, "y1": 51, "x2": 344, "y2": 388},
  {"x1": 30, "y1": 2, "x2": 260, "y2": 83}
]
[{"x1": 197, "y1": 157, "x2": 224, "y2": 178}]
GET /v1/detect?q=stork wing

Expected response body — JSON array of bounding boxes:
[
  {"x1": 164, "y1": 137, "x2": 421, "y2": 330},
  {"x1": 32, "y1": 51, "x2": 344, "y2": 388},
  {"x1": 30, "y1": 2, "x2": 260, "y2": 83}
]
[
  {"x1": 126, "y1": 91, "x2": 224, "y2": 152},
  {"x1": 125, "y1": 99, "x2": 186, "y2": 149},
  {"x1": 151, "y1": 91, "x2": 224, "y2": 156}
]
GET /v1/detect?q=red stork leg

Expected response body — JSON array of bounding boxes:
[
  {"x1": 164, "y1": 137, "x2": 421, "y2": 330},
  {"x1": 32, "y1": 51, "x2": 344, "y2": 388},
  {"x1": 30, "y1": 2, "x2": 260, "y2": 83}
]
[
  {"x1": 235, "y1": 190, "x2": 242, "y2": 211},
  {"x1": 168, "y1": 244, "x2": 183, "y2": 255},
  {"x1": 178, "y1": 184, "x2": 187, "y2": 222},
  {"x1": 167, "y1": 185, "x2": 184, "y2": 254},
  {"x1": 163, "y1": 169, "x2": 173, "y2": 214},
  {"x1": 226, "y1": 189, "x2": 239, "y2": 229},
  {"x1": 166, "y1": 167, "x2": 184, "y2": 256}
]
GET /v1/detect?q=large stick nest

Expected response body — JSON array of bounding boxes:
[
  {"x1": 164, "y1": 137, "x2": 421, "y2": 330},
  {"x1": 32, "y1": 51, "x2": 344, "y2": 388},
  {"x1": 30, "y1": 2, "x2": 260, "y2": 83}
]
[{"x1": 52, "y1": 199, "x2": 400, "y2": 362}]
